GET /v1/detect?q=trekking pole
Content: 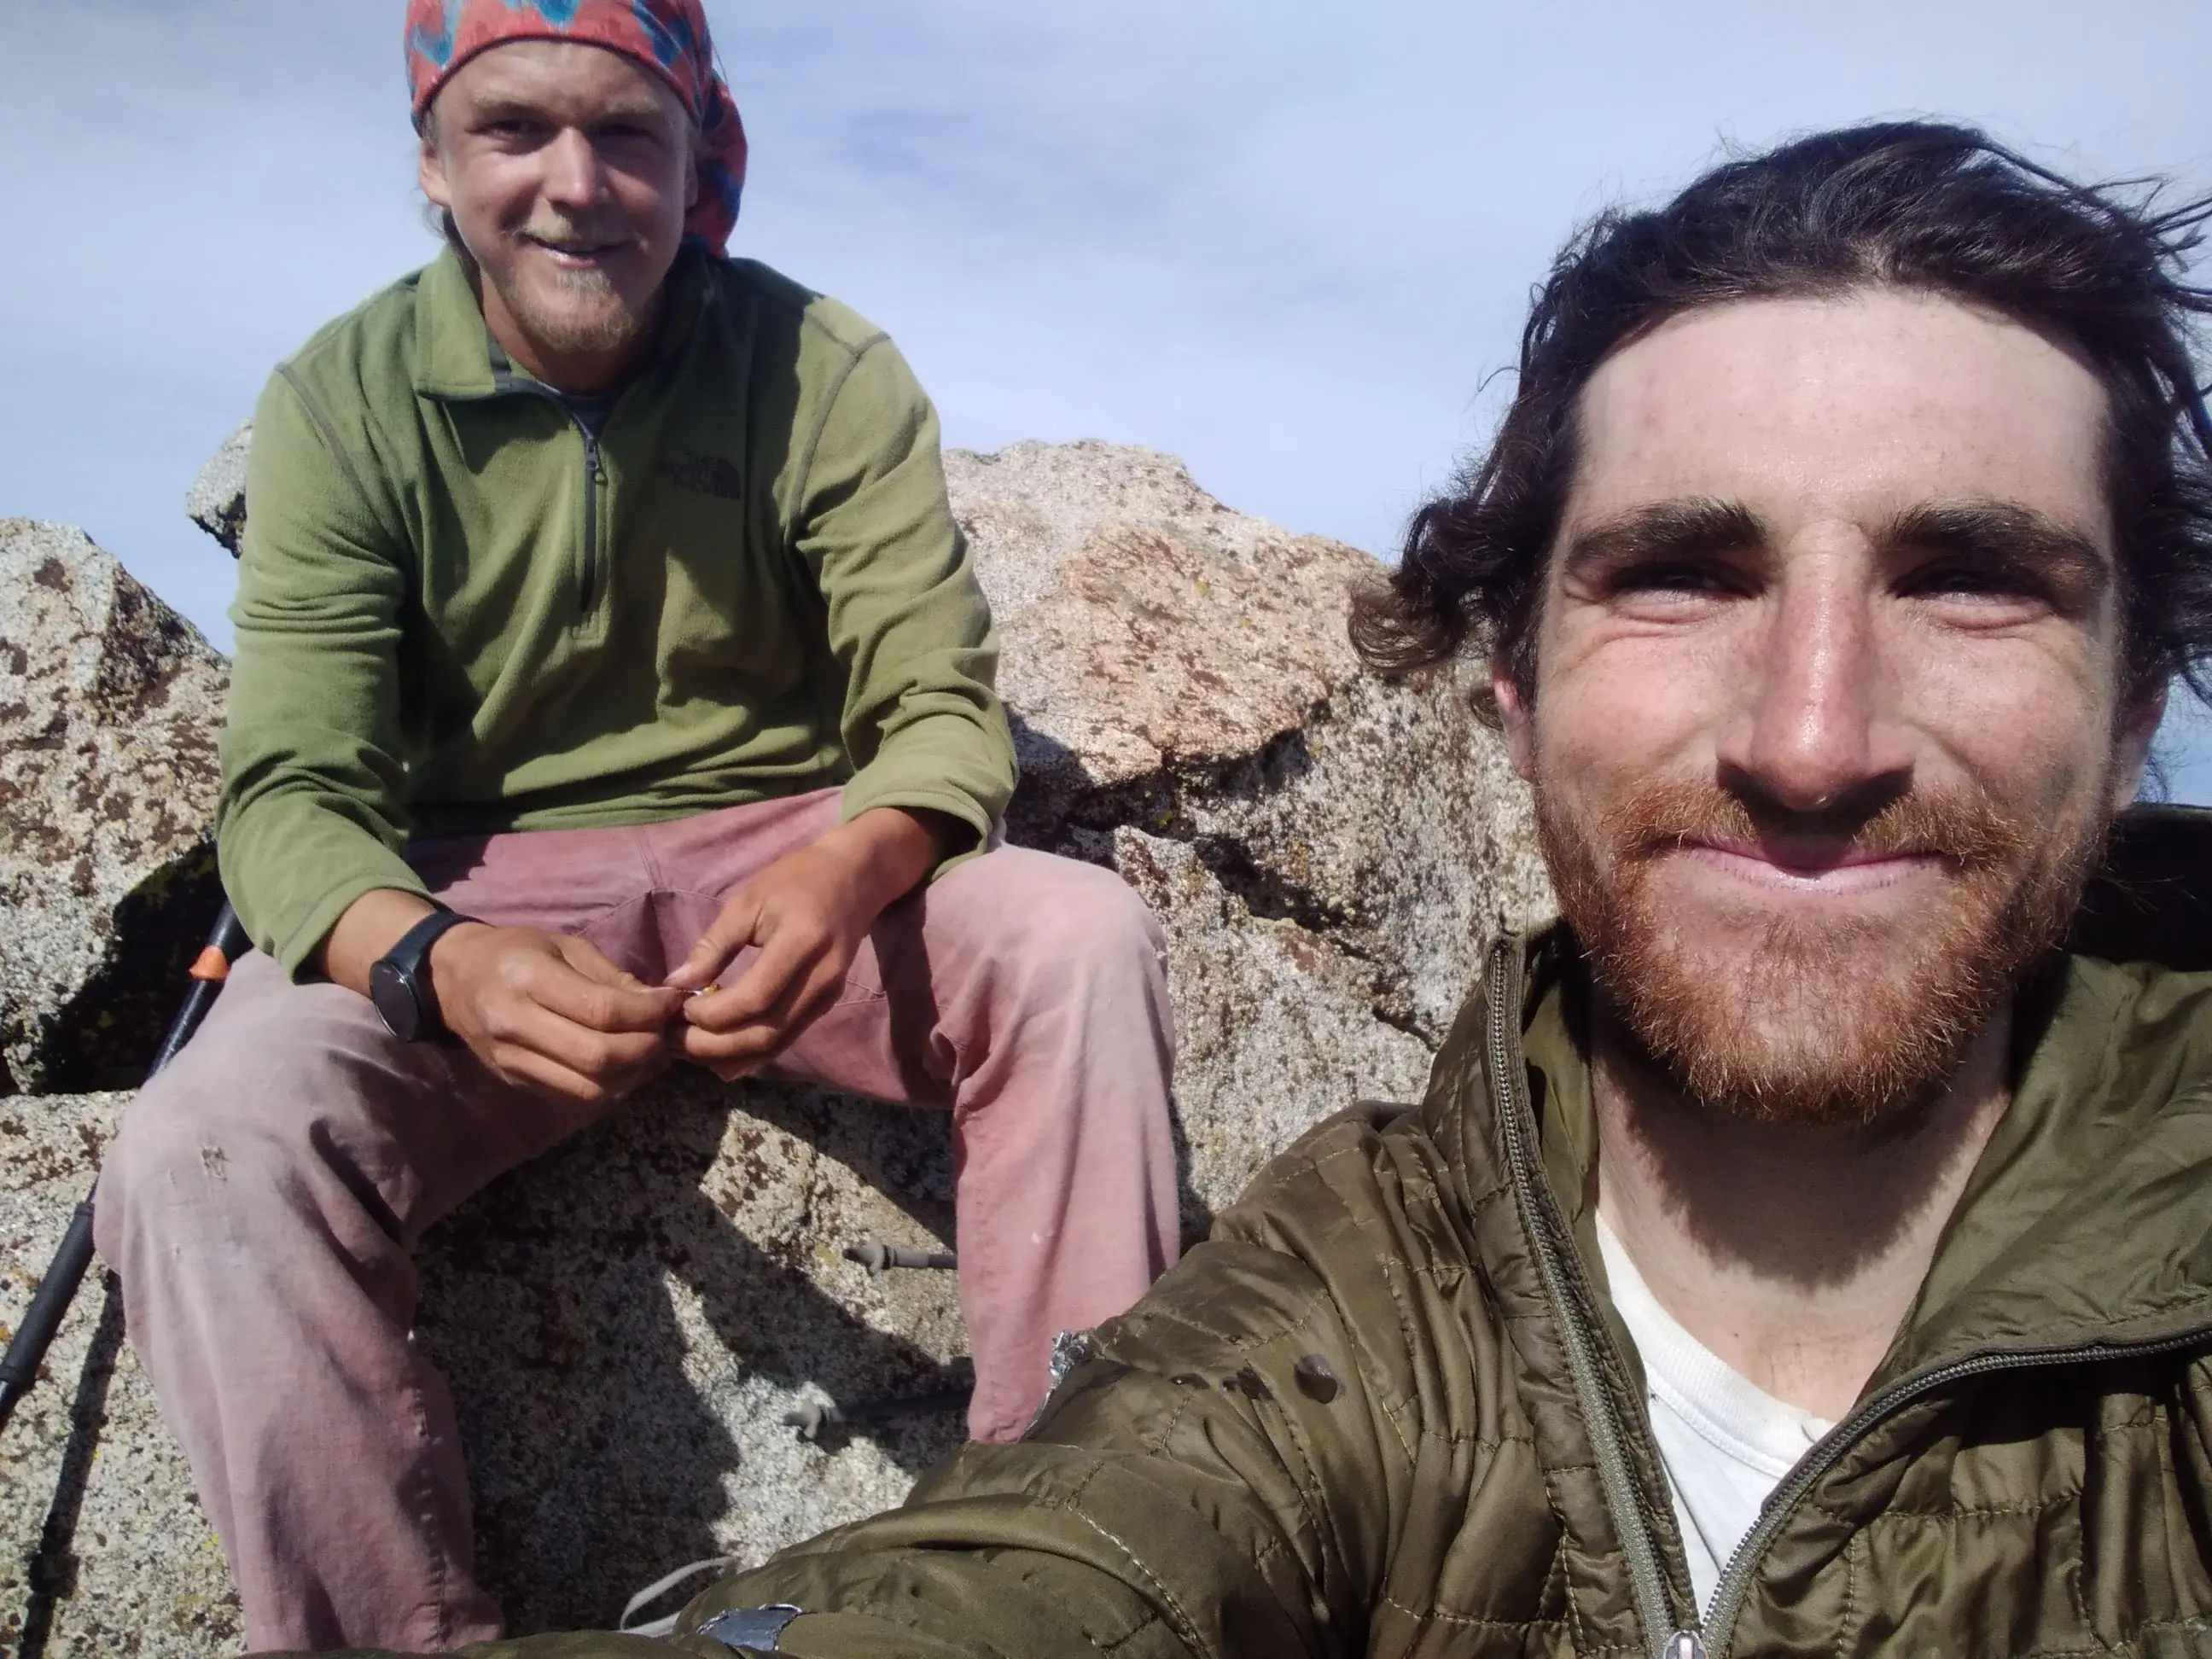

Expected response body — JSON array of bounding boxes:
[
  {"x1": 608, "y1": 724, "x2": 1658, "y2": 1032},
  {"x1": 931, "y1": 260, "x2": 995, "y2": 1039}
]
[{"x1": 0, "y1": 901, "x2": 247, "y2": 1439}]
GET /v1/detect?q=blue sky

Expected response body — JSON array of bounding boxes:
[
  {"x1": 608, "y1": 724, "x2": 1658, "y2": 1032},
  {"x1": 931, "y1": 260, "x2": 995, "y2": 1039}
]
[{"x1": 5, "y1": 0, "x2": 2211, "y2": 794}]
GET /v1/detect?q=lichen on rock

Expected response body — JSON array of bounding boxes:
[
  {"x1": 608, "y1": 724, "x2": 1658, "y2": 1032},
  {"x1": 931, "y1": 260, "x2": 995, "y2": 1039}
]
[{"x1": 0, "y1": 521, "x2": 230, "y2": 1096}]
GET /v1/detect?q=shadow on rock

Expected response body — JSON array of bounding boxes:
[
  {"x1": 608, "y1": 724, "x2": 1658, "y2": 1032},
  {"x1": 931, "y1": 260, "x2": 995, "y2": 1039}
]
[
  {"x1": 13, "y1": 1277, "x2": 128, "y2": 1659},
  {"x1": 414, "y1": 1078, "x2": 969, "y2": 1636}
]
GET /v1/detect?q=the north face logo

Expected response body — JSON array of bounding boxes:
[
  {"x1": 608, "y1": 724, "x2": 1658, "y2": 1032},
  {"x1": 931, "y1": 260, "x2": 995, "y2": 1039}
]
[{"x1": 660, "y1": 454, "x2": 744, "y2": 499}]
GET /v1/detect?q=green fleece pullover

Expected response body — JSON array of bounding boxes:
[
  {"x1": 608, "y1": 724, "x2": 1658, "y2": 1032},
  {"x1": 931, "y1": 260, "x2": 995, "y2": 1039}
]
[{"x1": 220, "y1": 246, "x2": 1015, "y2": 975}]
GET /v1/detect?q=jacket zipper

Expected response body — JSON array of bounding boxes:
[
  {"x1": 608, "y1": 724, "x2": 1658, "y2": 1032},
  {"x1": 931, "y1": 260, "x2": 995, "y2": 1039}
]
[
  {"x1": 1481, "y1": 936, "x2": 2212, "y2": 1659},
  {"x1": 573, "y1": 413, "x2": 604, "y2": 615},
  {"x1": 1482, "y1": 938, "x2": 1684, "y2": 1656},
  {"x1": 488, "y1": 372, "x2": 607, "y2": 619},
  {"x1": 1693, "y1": 1329, "x2": 2212, "y2": 1657}
]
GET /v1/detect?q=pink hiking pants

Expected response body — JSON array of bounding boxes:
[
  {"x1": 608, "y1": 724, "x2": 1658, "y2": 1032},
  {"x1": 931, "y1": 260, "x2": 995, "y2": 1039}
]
[{"x1": 95, "y1": 789, "x2": 1180, "y2": 1652}]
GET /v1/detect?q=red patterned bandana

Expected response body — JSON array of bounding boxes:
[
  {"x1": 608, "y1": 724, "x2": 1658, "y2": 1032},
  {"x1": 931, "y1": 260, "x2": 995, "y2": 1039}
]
[{"x1": 405, "y1": 0, "x2": 748, "y2": 252}]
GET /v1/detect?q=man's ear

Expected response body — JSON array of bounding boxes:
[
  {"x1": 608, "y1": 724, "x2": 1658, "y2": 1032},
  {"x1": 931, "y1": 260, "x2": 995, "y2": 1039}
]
[
  {"x1": 2110, "y1": 678, "x2": 2170, "y2": 811},
  {"x1": 1493, "y1": 657, "x2": 1535, "y2": 781},
  {"x1": 419, "y1": 128, "x2": 452, "y2": 211}
]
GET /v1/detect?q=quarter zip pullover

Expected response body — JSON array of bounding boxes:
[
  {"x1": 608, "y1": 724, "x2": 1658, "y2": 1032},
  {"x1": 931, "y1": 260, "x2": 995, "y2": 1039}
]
[{"x1": 221, "y1": 246, "x2": 1015, "y2": 975}]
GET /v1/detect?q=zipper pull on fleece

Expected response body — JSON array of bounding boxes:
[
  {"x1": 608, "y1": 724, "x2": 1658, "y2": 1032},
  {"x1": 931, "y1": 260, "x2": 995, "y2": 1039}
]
[{"x1": 1664, "y1": 1632, "x2": 1707, "y2": 1659}]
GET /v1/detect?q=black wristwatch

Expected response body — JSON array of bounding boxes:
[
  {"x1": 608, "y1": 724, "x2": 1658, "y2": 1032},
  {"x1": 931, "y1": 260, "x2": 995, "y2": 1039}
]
[{"x1": 369, "y1": 906, "x2": 477, "y2": 1042}]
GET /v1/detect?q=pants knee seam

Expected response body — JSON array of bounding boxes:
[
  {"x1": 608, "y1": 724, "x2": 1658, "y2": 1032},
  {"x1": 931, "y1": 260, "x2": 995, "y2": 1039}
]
[{"x1": 403, "y1": 1359, "x2": 455, "y2": 1650}]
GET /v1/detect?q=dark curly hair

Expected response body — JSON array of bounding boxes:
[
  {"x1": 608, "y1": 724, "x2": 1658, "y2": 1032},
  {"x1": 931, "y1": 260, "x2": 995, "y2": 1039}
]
[{"x1": 1349, "y1": 121, "x2": 2212, "y2": 720}]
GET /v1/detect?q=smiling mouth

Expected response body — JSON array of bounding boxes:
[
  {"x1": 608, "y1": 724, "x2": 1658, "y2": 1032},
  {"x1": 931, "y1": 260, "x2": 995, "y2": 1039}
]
[
  {"x1": 1682, "y1": 840, "x2": 1947, "y2": 895},
  {"x1": 525, "y1": 236, "x2": 627, "y2": 264}
]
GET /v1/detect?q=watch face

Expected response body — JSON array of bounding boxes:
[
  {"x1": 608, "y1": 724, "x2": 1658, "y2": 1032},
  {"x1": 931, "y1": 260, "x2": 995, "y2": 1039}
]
[{"x1": 370, "y1": 958, "x2": 422, "y2": 1042}]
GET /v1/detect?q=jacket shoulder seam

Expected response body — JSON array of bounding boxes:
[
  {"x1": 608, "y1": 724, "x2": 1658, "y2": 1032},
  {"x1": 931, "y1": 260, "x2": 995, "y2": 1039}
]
[
  {"x1": 714, "y1": 257, "x2": 876, "y2": 347},
  {"x1": 272, "y1": 362, "x2": 378, "y2": 509},
  {"x1": 799, "y1": 300, "x2": 885, "y2": 354},
  {"x1": 786, "y1": 331, "x2": 890, "y2": 539}
]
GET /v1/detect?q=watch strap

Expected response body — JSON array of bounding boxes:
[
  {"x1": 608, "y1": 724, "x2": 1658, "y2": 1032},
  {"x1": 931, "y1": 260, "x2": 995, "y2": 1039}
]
[{"x1": 378, "y1": 905, "x2": 475, "y2": 1040}]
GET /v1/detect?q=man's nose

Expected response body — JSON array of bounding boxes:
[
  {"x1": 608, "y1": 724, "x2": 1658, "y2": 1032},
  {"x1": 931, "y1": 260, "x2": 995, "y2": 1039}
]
[
  {"x1": 1715, "y1": 554, "x2": 1914, "y2": 812},
  {"x1": 539, "y1": 128, "x2": 606, "y2": 209}
]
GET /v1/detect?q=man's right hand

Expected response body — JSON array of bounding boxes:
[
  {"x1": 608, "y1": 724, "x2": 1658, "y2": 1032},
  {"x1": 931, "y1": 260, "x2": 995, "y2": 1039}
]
[
  {"x1": 323, "y1": 891, "x2": 684, "y2": 1103},
  {"x1": 431, "y1": 924, "x2": 684, "y2": 1102}
]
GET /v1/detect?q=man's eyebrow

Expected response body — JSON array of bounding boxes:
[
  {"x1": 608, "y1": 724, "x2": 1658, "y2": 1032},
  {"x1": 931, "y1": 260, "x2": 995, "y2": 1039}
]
[
  {"x1": 1881, "y1": 499, "x2": 2112, "y2": 594},
  {"x1": 465, "y1": 94, "x2": 672, "y2": 128},
  {"x1": 1561, "y1": 497, "x2": 1767, "y2": 568}
]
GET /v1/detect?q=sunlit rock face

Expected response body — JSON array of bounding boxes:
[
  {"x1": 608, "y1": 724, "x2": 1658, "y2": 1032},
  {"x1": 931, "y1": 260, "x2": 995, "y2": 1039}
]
[
  {"x1": 0, "y1": 520, "x2": 229, "y2": 1098},
  {"x1": 950, "y1": 439, "x2": 1551, "y2": 1226},
  {"x1": 1, "y1": 440, "x2": 1546, "y2": 1651}
]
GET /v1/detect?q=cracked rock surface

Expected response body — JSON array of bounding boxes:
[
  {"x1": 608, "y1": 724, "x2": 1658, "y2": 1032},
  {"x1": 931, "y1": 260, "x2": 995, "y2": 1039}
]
[
  {"x1": 0, "y1": 521, "x2": 230, "y2": 1096},
  {"x1": 955, "y1": 440, "x2": 1554, "y2": 1215},
  {"x1": 2, "y1": 439, "x2": 1547, "y2": 1652}
]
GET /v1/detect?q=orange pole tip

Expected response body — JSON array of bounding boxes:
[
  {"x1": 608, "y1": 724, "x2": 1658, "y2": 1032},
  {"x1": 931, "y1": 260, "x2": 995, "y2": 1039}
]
[{"x1": 188, "y1": 946, "x2": 231, "y2": 983}]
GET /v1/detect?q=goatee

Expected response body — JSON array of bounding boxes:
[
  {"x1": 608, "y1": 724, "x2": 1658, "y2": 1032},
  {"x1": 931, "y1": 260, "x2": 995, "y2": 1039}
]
[
  {"x1": 486, "y1": 212, "x2": 660, "y2": 360},
  {"x1": 495, "y1": 264, "x2": 656, "y2": 359}
]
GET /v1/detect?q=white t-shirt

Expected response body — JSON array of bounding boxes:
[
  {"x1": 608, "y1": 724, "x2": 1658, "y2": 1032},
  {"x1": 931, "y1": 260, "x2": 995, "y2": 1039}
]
[{"x1": 1594, "y1": 1214, "x2": 1835, "y2": 1614}]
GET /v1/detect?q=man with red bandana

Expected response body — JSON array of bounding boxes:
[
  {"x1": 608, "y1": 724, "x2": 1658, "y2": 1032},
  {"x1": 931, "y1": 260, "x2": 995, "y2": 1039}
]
[{"x1": 92, "y1": 3, "x2": 1181, "y2": 1649}]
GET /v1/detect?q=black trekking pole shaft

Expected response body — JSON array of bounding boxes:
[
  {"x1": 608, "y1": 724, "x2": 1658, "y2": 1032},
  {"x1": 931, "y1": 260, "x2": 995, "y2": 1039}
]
[{"x1": 0, "y1": 901, "x2": 247, "y2": 1437}]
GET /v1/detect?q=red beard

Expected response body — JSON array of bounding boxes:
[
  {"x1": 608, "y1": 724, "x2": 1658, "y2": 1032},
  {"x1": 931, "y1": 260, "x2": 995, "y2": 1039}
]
[{"x1": 1534, "y1": 772, "x2": 2108, "y2": 1126}]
